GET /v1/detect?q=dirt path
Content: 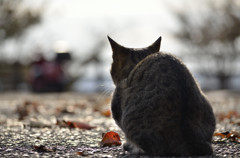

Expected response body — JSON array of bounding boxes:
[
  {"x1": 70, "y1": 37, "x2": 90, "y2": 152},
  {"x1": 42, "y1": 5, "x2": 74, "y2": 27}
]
[{"x1": 0, "y1": 91, "x2": 239, "y2": 157}]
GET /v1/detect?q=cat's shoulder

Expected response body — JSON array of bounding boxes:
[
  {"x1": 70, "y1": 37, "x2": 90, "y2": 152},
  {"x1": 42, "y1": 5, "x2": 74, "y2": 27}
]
[{"x1": 140, "y1": 51, "x2": 184, "y2": 66}]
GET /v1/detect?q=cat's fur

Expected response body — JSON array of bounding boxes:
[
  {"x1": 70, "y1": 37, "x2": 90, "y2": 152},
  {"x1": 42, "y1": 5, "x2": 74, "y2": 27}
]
[{"x1": 108, "y1": 36, "x2": 216, "y2": 156}]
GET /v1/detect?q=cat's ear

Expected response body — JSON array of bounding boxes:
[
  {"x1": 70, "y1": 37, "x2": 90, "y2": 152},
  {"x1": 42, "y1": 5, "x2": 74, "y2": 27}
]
[
  {"x1": 147, "y1": 36, "x2": 162, "y2": 52},
  {"x1": 108, "y1": 36, "x2": 122, "y2": 52},
  {"x1": 108, "y1": 36, "x2": 127, "y2": 58},
  {"x1": 108, "y1": 36, "x2": 130, "y2": 84}
]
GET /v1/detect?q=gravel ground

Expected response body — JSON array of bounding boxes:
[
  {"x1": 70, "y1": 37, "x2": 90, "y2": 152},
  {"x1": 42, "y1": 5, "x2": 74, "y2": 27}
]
[{"x1": 0, "y1": 91, "x2": 239, "y2": 158}]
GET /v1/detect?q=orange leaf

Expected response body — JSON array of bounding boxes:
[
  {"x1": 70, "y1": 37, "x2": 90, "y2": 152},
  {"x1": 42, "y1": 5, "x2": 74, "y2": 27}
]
[
  {"x1": 56, "y1": 119, "x2": 68, "y2": 127},
  {"x1": 218, "y1": 110, "x2": 240, "y2": 121},
  {"x1": 67, "y1": 121, "x2": 95, "y2": 130},
  {"x1": 100, "y1": 131, "x2": 121, "y2": 147},
  {"x1": 213, "y1": 131, "x2": 230, "y2": 138},
  {"x1": 229, "y1": 131, "x2": 240, "y2": 141},
  {"x1": 214, "y1": 131, "x2": 240, "y2": 142},
  {"x1": 101, "y1": 109, "x2": 111, "y2": 117},
  {"x1": 56, "y1": 120, "x2": 95, "y2": 130},
  {"x1": 76, "y1": 151, "x2": 87, "y2": 156}
]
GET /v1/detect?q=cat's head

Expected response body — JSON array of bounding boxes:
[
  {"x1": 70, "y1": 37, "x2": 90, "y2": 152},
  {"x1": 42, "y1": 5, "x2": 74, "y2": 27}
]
[{"x1": 108, "y1": 36, "x2": 161, "y2": 85}]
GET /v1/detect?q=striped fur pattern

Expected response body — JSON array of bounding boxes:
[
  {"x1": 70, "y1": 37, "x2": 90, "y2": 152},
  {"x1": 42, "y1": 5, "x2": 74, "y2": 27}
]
[{"x1": 108, "y1": 36, "x2": 216, "y2": 156}]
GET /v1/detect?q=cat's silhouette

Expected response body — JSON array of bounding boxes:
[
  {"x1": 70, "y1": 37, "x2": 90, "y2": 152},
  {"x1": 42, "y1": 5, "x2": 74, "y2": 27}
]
[{"x1": 108, "y1": 36, "x2": 216, "y2": 156}]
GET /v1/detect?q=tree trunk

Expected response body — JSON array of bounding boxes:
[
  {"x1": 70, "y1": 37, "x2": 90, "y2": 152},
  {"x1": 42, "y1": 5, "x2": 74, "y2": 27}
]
[{"x1": 218, "y1": 73, "x2": 230, "y2": 89}]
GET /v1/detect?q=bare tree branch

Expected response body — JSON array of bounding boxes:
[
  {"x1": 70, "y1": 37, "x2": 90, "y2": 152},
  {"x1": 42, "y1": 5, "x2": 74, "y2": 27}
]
[{"x1": 174, "y1": 0, "x2": 240, "y2": 89}]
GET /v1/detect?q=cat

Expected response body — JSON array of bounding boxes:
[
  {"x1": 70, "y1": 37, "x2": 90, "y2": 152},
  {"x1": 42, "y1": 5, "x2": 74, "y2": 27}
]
[{"x1": 108, "y1": 36, "x2": 216, "y2": 156}]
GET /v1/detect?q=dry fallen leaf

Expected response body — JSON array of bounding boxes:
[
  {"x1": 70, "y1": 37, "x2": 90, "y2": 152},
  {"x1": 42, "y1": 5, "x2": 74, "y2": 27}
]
[
  {"x1": 56, "y1": 119, "x2": 68, "y2": 127},
  {"x1": 66, "y1": 121, "x2": 95, "y2": 130},
  {"x1": 218, "y1": 110, "x2": 239, "y2": 121},
  {"x1": 17, "y1": 100, "x2": 40, "y2": 120},
  {"x1": 56, "y1": 120, "x2": 95, "y2": 130},
  {"x1": 33, "y1": 145, "x2": 56, "y2": 152},
  {"x1": 101, "y1": 109, "x2": 111, "y2": 117},
  {"x1": 100, "y1": 131, "x2": 121, "y2": 147},
  {"x1": 76, "y1": 151, "x2": 88, "y2": 156},
  {"x1": 214, "y1": 131, "x2": 240, "y2": 142}
]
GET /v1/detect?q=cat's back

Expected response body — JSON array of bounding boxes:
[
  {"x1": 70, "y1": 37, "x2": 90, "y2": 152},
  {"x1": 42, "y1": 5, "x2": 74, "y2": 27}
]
[
  {"x1": 123, "y1": 52, "x2": 191, "y2": 124},
  {"x1": 127, "y1": 52, "x2": 194, "y2": 91},
  {"x1": 124, "y1": 51, "x2": 203, "y2": 119}
]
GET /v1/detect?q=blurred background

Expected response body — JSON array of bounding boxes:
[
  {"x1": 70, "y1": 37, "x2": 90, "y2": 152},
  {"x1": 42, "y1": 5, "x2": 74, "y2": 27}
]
[{"x1": 0, "y1": 0, "x2": 239, "y2": 93}]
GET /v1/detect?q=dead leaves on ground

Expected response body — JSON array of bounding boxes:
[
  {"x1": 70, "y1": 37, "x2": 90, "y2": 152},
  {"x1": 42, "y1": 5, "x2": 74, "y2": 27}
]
[
  {"x1": 218, "y1": 110, "x2": 240, "y2": 121},
  {"x1": 74, "y1": 131, "x2": 121, "y2": 156},
  {"x1": 216, "y1": 110, "x2": 240, "y2": 126},
  {"x1": 33, "y1": 145, "x2": 56, "y2": 152},
  {"x1": 101, "y1": 109, "x2": 111, "y2": 117},
  {"x1": 15, "y1": 97, "x2": 112, "y2": 120},
  {"x1": 214, "y1": 110, "x2": 240, "y2": 143},
  {"x1": 13, "y1": 97, "x2": 112, "y2": 130},
  {"x1": 16, "y1": 100, "x2": 40, "y2": 120},
  {"x1": 76, "y1": 151, "x2": 88, "y2": 156},
  {"x1": 56, "y1": 120, "x2": 95, "y2": 130},
  {"x1": 100, "y1": 131, "x2": 122, "y2": 147},
  {"x1": 32, "y1": 131, "x2": 121, "y2": 155},
  {"x1": 214, "y1": 131, "x2": 240, "y2": 142}
]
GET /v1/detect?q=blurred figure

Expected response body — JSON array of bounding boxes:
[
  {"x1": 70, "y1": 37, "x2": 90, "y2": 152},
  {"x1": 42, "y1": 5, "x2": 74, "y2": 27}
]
[{"x1": 29, "y1": 52, "x2": 71, "y2": 92}]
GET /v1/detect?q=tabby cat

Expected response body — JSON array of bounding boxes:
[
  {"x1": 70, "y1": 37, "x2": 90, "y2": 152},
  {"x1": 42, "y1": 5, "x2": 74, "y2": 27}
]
[{"x1": 108, "y1": 36, "x2": 216, "y2": 156}]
